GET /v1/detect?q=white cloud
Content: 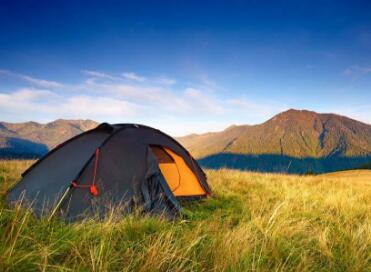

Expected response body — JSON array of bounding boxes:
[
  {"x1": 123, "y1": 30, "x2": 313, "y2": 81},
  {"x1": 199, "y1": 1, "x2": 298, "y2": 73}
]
[
  {"x1": 96, "y1": 83, "x2": 225, "y2": 115},
  {"x1": 0, "y1": 84, "x2": 232, "y2": 135},
  {"x1": 82, "y1": 70, "x2": 116, "y2": 80},
  {"x1": 0, "y1": 89, "x2": 58, "y2": 119},
  {"x1": 122, "y1": 72, "x2": 146, "y2": 82},
  {"x1": 13, "y1": 88, "x2": 56, "y2": 101},
  {"x1": 0, "y1": 69, "x2": 291, "y2": 135},
  {"x1": 20, "y1": 75, "x2": 64, "y2": 88},
  {"x1": 60, "y1": 96, "x2": 140, "y2": 119},
  {"x1": 0, "y1": 70, "x2": 63, "y2": 88},
  {"x1": 83, "y1": 70, "x2": 175, "y2": 86},
  {"x1": 184, "y1": 88, "x2": 225, "y2": 114},
  {"x1": 0, "y1": 69, "x2": 63, "y2": 88},
  {"x1": 0, "y1": 88, "x2": 140, "y2": 123}
]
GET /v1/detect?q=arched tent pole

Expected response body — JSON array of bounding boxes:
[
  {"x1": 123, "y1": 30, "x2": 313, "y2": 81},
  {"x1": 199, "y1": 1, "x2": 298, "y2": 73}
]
[
  {"x1": 48, "y1": 185, "x2": 72, "y2": 221},
  {"x1": 46, "y1": 125, "x2": 141, "y2": 220}
]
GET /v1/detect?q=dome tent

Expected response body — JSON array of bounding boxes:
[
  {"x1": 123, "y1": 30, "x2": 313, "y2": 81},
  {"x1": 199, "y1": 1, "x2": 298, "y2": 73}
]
[{"x1": 7, "y1": 123, "x2": 211, "y2": 221}]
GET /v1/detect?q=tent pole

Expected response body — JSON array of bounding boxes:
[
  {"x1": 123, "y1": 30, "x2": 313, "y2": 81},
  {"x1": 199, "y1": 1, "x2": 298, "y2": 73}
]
[{"x1": 48, "y1": 185, "x2": 71, "y2": 221}]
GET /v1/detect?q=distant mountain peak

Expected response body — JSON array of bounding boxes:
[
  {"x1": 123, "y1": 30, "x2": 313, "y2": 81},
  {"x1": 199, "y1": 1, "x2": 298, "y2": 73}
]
[
  {"x1": 224, "y1": 124, "x2": 242, "y2": 131},
  {"x1": 269, "y1": 108, "x2": 318, "y2": 122},
  {"x1": 178, "y1": 109, "x2": 371, "y2": 159},
  {"x1": 0, "y1": 119, "x2": 99, "y2": 158}
]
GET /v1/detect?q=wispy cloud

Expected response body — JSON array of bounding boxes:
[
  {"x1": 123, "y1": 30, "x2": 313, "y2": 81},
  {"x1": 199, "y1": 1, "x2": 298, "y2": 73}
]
[
  {"x1": 0, "y1": 88, "x2": 140, "y2": 122},
  {"x1": 122, "y1": 72, "x2": 146, "y2": 82},
  {"x1": 83, "y1": 70, "x2": 176, "y2": 85},
  {"x1": 184, "y1": 88, "x2": 225, "y2": 114},
  {"x1": 0, "y1": 69, "x2": 289, "y2": 135},
  {"x1": 20, "y1": 76, "x2": 64, "y2": 88},
  {"x1": 82, "y1": 70, "x2": 116, "y2": 80},
  {"x1": 0, "y1": 69, "x2": 64, "y2": 88},
  {"x1": 343, "y1": 65, "x2": 371, "y2": 79}
]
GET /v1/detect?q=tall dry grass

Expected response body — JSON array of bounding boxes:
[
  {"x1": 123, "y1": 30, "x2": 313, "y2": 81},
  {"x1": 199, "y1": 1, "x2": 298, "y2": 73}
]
[
  {"x1": 0, "y1": 161, "x2": 370, "y2": 271},
  {"x1": 0, "y1": 160, "x2": 33, "y2": 196}
]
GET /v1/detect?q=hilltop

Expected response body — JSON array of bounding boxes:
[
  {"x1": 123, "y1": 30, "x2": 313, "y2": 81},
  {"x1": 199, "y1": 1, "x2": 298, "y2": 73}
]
[
  {"x1": 0, "y1": 119, "x2": 98, "y2": 157},
  {"x1": 178, "y1": 109, "x2": 371, "y2": 158},
  {"x1": 178, "y1": 109, "x2": 371, "y2": 173}
]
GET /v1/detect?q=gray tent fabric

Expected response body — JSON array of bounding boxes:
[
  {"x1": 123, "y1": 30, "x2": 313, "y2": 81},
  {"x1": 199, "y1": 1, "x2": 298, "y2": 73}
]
[
  {"x1": 116, "y1": 125, "x2": 210, "y2": 194},
  {"x1": 6, "y1": 129, "x2": 111, "y2": 215},
  {"x1": 6, "y1": 123, "x2": 210, "y2": 221}
]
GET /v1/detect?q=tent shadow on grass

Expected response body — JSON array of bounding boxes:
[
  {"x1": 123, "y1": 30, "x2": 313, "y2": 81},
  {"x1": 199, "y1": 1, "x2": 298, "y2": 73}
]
[{"x1": 198, "y1": 153, "x2": 371, "y2": 174}]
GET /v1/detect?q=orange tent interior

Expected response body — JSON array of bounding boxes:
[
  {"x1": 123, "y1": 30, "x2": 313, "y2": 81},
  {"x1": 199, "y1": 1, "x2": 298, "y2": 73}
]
[{"x1": 150, "y1": 146, "x2": 206, "y2": 196}]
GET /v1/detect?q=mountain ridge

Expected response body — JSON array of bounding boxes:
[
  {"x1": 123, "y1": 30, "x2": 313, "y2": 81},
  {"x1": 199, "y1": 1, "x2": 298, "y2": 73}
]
[
  {"x1": 0, "y1": 119, "x2": 98, "y2": 157},
  {"x1": 1, "y1": 109, "x2": 370, "y2": 173},
  {"x1": 177, "y1": 109, "x2": 371, "y2": 159}
]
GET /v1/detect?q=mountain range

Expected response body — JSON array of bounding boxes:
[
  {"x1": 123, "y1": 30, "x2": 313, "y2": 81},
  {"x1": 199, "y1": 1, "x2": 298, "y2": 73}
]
[
  {"x1": 177, "y1": 109, "x2": 371, "y2": 173},
  {"x1": 0, "y1": 119, "x2": 98, "y2": 158},
  {"x1": 1, "y1": 109, "x2": 370, "y2": 173},
  {"x1": 178, "y1": 109, "x2": 371, "y2": 158}
]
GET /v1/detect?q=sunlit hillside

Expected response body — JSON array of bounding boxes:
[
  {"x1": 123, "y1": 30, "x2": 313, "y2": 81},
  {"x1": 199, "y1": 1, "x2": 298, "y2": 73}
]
[
  {"x1": 0, "y1": 160, "x2": 370, "y2": 271},
  {"x1": 177, "y1": 110, "x2": 371, "y2": 174}
]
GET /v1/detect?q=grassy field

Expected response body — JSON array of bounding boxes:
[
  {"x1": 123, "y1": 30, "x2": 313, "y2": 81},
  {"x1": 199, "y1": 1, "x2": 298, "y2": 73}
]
[{"x1": 0, "y1": 160, "x2": 370, "y2": 271}]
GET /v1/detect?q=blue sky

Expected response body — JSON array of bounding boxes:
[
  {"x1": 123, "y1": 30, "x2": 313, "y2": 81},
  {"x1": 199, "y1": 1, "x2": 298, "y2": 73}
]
[{"x1": 0, "y1": 0, "x2": 370, "y2": 136}]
